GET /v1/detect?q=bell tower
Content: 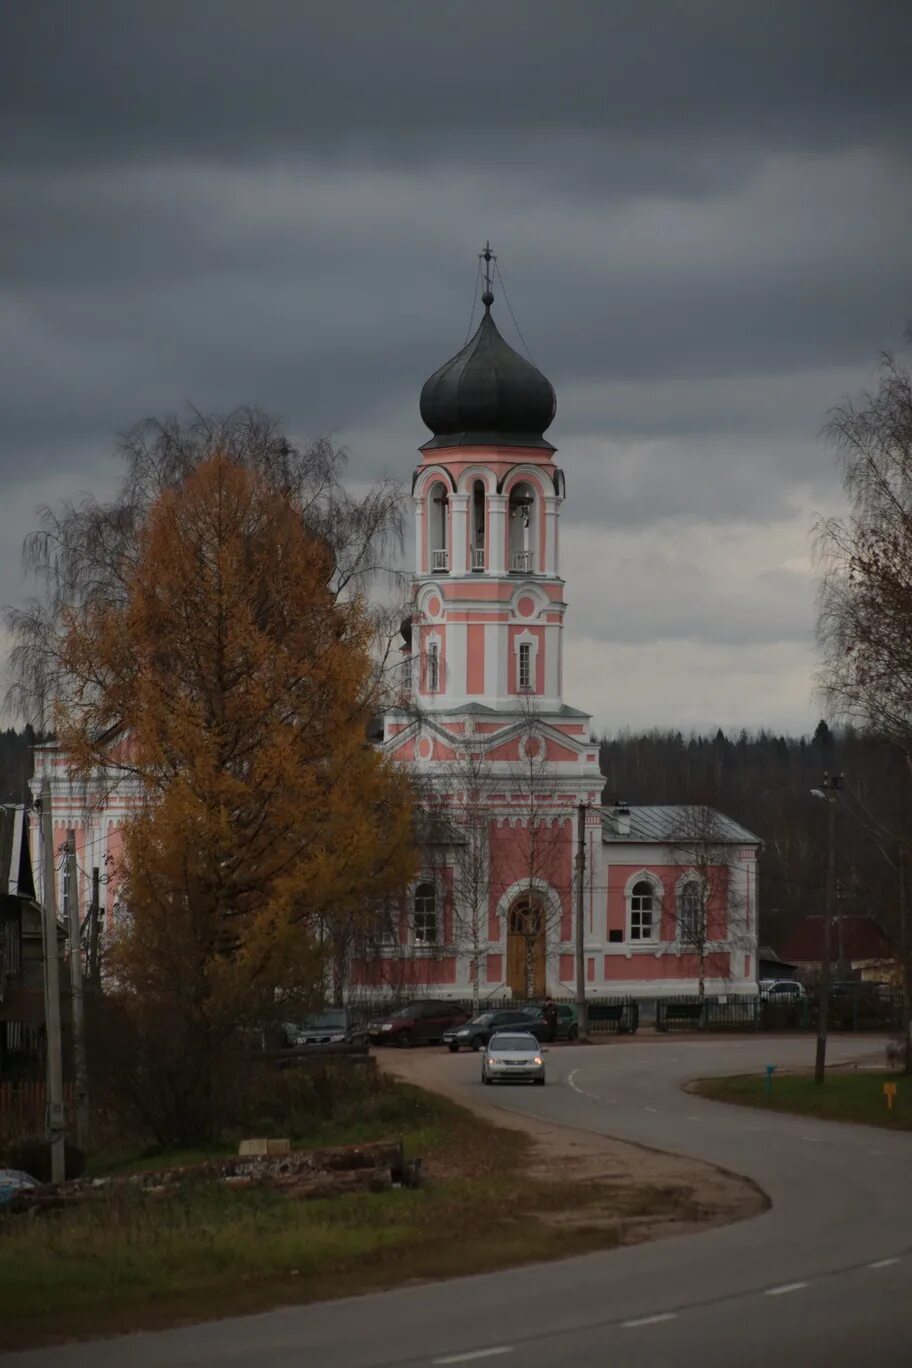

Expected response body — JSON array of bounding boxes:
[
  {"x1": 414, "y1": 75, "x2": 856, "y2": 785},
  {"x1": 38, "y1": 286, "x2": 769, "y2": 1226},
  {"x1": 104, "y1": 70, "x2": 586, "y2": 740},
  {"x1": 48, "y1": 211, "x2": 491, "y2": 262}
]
[{"x1": 405, "y1": 244, "x2": 568, "y2": 713}]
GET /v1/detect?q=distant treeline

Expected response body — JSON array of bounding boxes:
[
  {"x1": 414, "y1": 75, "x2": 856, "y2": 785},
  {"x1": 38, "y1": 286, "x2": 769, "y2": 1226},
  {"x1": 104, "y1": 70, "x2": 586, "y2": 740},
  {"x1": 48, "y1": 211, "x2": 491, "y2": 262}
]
[{"x1": 600, "y1": 722, "x2": 911, "y2": 953}]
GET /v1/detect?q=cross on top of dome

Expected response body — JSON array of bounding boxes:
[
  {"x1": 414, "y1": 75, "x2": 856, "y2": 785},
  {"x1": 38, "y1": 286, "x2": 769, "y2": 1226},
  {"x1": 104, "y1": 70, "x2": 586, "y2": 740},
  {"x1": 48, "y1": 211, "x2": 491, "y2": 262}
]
[{"x1": 419, "y1": 245, "x2": 557, "y2": 451}]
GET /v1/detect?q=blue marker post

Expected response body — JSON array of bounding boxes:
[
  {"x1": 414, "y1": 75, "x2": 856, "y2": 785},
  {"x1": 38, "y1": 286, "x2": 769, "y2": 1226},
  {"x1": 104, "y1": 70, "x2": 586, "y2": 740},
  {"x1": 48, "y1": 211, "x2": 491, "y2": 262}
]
[{"x1": 765, "y1": 1064, "x2": 776, "y2": 1097}]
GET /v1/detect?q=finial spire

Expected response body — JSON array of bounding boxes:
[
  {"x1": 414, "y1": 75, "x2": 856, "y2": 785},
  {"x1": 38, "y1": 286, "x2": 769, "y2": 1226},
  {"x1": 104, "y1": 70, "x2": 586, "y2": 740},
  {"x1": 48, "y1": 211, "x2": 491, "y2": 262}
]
[{"x1": 480, "y1": 240, "x2": 496, "y2": 310}]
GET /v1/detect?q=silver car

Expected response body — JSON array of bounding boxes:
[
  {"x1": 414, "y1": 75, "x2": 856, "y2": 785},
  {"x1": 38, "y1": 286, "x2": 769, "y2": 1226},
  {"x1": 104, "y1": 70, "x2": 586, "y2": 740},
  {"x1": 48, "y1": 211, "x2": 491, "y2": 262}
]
[{"x1": 481, "y1": 1031, "x2": 546, "y2": 1086}]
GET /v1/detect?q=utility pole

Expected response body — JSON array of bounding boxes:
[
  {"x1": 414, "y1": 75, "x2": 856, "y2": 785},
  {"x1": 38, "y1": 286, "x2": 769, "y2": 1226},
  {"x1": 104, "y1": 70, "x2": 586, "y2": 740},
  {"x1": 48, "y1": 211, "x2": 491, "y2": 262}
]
[
  {"x1": 575, "y1": 802, "x2": 589, "y2": 1041},
  {"x1": 66, "y1": 831, "x2": 90, "y2": 1148},
  {"x1": 899, "y1": 849, "x2": 911, "y2": 1075},
  {"x1": 39, "y1": 778, "x2": 66, "y2": 1184},
  {"x1": 813, "y1": 773, "x2": 842, "y2": 1086},
  {"x1": 89, "y1": 866, "x2": 101, "y2": 990}
]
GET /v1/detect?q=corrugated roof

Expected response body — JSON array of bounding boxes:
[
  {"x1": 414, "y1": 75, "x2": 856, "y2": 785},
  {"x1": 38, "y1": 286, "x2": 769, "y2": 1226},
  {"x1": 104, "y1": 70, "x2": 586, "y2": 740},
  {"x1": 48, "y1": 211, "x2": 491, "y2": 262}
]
[{"x1": 601, "y1": 805, "x2": 761, "y2": 845}]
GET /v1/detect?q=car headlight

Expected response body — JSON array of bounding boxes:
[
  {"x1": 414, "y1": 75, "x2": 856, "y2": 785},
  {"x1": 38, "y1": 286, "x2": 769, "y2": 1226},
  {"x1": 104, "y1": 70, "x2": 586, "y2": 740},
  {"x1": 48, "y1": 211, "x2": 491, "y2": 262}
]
[
  {"x1": 456, "y1": 1028, "x2": 470, "y2": 1036},
  {"x1": 533, "y1": 1056, "x2": 543, "y2": 1066},
  {"x1": 381, "y1": 1023, "x2": 393, "y2": 1031},
  {"x1": 330, "y1": 1034, "x2": 345, "y2": 1042}
]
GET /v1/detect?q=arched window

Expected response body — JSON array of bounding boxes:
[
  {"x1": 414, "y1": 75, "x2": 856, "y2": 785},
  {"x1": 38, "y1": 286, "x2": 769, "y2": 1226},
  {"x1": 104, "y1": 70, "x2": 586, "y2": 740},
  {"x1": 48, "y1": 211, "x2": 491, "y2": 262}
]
[
  {"x1": 678, "y1": 880, "x2": 702, "y2": 942},
  {"x1": 629, "y1": 879, "x2": 656, "y2": 942},
  {"x1": 413, "y1": 882, "x2": 438, "y2": 945},
  {"x1": 429, "y1": 482, "x2": 449, "y2": 572},
  {"x1": 509, "y1": 899, "x2": 542, "y2": 937},
  {"x1": 509, "y1": 482, "x2": 535, "y2": 572},
  {"x1": 426, "y1": 640, "x2": 440, "y2": 693},
  {"x1": 472, "y1": 480, "x2": 486, "y2": 571}
]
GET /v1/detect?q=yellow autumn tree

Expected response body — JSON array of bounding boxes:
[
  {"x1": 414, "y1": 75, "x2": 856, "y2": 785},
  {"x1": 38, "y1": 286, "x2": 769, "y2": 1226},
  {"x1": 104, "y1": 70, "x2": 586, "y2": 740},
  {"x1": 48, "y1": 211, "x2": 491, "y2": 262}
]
[{"x1": 57, "y1": 454, "x2": 415, "y2": 1142}]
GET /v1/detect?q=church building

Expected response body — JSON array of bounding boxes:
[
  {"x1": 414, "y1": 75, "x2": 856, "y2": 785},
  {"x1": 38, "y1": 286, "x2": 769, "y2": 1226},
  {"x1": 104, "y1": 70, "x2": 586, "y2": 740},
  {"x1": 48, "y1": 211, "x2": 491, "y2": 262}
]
[{"x1": 352, "y1": 251, "x2": 760, "y2": 1000}]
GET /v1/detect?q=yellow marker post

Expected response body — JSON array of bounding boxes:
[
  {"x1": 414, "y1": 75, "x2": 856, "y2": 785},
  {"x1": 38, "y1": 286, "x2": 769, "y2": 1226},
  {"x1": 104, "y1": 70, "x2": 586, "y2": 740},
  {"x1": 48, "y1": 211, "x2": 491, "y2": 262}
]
[{"x1": 883, "y1": 1082, "x2": 897, "y2": 1112}]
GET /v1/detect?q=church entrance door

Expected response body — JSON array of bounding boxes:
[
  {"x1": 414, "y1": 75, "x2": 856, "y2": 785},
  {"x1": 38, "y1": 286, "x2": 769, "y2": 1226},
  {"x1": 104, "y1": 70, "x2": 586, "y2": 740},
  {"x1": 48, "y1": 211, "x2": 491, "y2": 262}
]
[{"x1": 506, "y1": 897, "x2": 545, "y2": 999}]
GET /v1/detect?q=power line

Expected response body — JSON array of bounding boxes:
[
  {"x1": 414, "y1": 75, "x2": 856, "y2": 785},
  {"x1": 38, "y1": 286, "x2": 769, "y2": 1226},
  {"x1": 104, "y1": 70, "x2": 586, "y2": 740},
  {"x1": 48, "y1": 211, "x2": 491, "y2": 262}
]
[
  {"x1": 493, "y1": 260, "x2": 536, "y2": 364},
  {"x1": 463, "y1": 255, "x2": 482, "y2": 346}
]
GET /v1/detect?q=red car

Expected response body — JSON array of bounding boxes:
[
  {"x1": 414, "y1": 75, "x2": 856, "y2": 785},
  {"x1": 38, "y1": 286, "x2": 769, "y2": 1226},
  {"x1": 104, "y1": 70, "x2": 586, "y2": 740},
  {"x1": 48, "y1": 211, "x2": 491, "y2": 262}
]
[{"x1": 366, "y1": 1000, "x2": 470, "y2": 1047}]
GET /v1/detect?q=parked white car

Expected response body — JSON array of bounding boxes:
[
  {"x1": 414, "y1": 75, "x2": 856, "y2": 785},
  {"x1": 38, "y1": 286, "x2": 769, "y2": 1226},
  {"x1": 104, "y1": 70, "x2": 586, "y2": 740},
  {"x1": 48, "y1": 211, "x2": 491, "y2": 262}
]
[
  {"x1": 481, "y1": 1031, "x2": 546, "y2": 1086},
  {"x1": 759, "y1": 979, "x2": 806, "y2": 1002}
]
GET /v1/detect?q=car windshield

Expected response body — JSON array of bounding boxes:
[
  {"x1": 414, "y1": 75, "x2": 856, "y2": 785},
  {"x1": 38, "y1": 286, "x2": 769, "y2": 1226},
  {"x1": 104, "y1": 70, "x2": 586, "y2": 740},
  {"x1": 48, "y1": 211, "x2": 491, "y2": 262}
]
[
  {"x1": 468, "y1": 1014, "x2": 494, "y2": 1026},
  {"x1": 300, "y1": 1011, "x2": 347, "y2": 1029},
  {"x1": 390, "y1": 1004, "x2": 420, "y2": 1018},
  {"x1": 489, "y1": 1035, "x2": 537, "y2": 1051}
]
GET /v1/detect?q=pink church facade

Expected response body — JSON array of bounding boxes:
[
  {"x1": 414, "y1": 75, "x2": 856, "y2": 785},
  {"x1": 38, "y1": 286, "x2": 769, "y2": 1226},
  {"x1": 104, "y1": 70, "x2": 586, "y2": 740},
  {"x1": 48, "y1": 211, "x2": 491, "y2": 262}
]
[
  {"x1": 353, "y1": 266, "x2": 760, "y2": 1001},
  {"x1": 30, "y1": 262, "x2": 760, "y2": 1002}
]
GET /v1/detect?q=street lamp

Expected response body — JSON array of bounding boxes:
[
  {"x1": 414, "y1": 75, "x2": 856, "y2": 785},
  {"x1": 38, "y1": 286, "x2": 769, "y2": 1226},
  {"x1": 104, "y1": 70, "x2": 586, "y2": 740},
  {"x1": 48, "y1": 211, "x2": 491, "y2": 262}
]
[{"x1": 811, "y1": 773, "x2": 842, "y2": 1085}]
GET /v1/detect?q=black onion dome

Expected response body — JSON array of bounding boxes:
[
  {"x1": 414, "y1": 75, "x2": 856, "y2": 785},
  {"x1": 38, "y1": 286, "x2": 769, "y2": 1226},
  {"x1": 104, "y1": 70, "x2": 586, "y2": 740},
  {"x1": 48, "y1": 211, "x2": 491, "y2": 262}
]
[{"x1": 419, "y1": 307, "x2": 556, "y2": 450}]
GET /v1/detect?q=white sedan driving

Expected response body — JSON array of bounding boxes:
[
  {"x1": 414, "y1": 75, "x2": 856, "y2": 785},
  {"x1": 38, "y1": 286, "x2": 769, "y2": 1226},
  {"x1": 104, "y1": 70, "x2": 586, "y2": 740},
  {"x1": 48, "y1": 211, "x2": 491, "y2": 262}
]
[{"x1": 481, "y1": 1031, "x2": 546, "y2": 1086}]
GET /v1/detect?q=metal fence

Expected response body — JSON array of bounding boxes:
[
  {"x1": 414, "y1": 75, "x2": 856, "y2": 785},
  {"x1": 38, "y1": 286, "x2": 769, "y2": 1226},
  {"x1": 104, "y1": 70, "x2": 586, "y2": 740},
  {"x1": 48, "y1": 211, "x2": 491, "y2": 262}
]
[
  {"x1": 655, "y1": 991, "x2": 906, "y2": 1033},
  {"x1": 345, "y1": 995, "x2": 639, "y2": 1035}
]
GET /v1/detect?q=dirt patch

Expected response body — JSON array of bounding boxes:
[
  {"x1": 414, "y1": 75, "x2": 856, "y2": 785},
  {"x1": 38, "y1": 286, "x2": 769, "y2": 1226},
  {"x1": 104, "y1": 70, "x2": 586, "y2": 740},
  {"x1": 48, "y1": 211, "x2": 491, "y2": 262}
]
[{"x1": 382, "y1": 1051, "x2": 767, "y2": 1244}]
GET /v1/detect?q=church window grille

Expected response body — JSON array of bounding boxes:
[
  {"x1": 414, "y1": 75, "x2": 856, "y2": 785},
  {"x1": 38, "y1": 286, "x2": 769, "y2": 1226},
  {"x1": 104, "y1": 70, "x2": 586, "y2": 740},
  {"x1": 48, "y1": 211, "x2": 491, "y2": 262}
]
[
  {"x1": 630, "y1": 880, "x2": 656, "y2": 941},
  {"x1": 518, "y1": 642, "x2": 533, "y2": 691},
  {"x1": 414, "y1": 882, "x2": 438, "y2": 945},
  {"x1": 427, "y1": 641, "x2": 440, "y2": 693}
]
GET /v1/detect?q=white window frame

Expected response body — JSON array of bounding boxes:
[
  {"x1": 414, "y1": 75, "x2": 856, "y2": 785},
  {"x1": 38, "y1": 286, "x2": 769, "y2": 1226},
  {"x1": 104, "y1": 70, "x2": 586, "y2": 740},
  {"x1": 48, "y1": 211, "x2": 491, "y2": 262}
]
[
  {"x1": 513, "y1": 629, "x2": 538, "y2": 695},
  {"x1": 625, "y1": 872, "x2": 662, "y2": 944}
]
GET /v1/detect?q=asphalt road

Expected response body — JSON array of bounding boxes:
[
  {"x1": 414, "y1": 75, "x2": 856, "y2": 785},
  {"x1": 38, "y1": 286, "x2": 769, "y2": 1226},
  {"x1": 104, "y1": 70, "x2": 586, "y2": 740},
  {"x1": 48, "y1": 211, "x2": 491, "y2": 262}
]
[{"x1": 7, "y1": 1034, "x2": 912, "y2": 1368}]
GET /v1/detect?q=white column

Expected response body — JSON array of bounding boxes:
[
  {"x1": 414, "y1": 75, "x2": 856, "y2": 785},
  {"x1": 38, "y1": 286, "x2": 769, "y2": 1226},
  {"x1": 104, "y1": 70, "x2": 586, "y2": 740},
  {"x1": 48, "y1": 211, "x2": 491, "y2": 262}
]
[
  {"x1": 446, "y1": 619, "x2": 467, "y2": 702},
  {"x1": 413, "y1": 496, "x2": 424, "y2": 576},
  {"x1": 484, "y1": 621, "x2": 507, "y2": 703},
  {"x1": 449, "y1": 493, "x2": 469, "y2": 575},
  {"x1": 487, "y1": 495, "x2": 507, "y2": 575},
  {"x1": 543, "y1": 496, "x2": 559, "y2": 577}
]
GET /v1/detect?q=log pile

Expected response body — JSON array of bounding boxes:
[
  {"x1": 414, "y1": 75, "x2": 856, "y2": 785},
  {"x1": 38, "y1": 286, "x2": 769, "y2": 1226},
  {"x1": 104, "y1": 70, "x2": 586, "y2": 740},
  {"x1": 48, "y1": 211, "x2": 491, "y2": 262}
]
[{"x1": 7, "y1": 1139, "x2": 421, "y2": 1213}]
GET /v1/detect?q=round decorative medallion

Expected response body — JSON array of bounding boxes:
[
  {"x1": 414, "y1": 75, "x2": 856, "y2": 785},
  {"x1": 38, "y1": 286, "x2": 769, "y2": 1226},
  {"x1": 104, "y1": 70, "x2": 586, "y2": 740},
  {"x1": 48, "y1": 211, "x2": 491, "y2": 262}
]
[
  {"x1": 516, "y1": 595, "x2": 536, "y2": 618},
  {"x1": 523, "y1": 736, "x2": 544, "y2": 761},
  {"x1": 426, "y1": 595, "x2": 442, "y2": 619},
  {"x1": 417, "y1": 737, "x2": 433, "y2": 760}
]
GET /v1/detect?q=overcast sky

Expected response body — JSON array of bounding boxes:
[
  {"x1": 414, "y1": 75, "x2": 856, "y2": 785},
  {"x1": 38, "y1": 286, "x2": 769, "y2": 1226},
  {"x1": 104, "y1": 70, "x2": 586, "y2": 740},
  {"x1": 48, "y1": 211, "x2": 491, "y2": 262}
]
[{"x1": 2, "y1": 1, "x2": 910, "y2": 736}]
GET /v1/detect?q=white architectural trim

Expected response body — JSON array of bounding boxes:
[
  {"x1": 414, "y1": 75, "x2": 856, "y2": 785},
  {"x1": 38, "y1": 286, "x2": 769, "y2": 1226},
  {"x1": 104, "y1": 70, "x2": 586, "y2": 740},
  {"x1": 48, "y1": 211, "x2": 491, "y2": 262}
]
[
  {"x1": 513, "y1": 628, "x2": 539, "y2": 694},
  {"x1": 455, "y1": 466, "x2": 497, "y2": 495},
  {"x1": 493, "y1": 877, "x2": 563, "y2": 945}
]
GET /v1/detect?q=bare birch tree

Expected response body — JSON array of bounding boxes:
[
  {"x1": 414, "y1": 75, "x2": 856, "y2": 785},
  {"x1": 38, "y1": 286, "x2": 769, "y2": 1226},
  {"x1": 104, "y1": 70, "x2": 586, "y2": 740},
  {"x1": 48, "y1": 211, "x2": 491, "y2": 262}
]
[
  {"x1": 815, "y1": 350, "x2": 912, "y2": 1067},
  {"x1": 661, "y1": 806, "x2": 753, "y2": 1007}
]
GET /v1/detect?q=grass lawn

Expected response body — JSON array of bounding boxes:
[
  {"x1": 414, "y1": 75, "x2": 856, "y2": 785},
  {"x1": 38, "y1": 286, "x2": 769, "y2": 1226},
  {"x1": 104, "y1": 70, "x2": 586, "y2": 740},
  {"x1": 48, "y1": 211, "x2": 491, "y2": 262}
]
[
  {"x1": 693, "y1": 1070, "x2": 912, "y2": 1130},
  {"x1": 0, "y1": 1081, "x2": 692, "y2": 1350}
]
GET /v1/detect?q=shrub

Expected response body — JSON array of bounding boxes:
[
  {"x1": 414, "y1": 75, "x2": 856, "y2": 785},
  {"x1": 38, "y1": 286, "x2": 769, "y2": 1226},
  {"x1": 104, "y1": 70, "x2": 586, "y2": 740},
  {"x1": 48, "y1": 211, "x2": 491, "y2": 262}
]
[{"x1": 6, "y1": 1138, "x2": 86, "y2": 1184}]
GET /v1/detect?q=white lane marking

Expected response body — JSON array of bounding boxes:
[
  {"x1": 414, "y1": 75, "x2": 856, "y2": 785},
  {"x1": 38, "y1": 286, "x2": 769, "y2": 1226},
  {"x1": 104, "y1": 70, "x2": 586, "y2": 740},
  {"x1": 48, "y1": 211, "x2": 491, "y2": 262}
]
[
  {"x1": 566, "y1": 1067, "x2": 600, "y2": 1101},
  {"x1": 622, "y1": 1313, "x2": 678, "y2": 1329},
  {"x1": 800, "y1": 1136, "x2": 822, "y2": 1143},
  {"x1": 687, "y1": 1115, "x2": 700, "y2": 1122},
  {"x1": 433, "y1": 1349, "x2": 514, "y2": 1364},
  {"x1": 868, "y1": 1258, "x2": 900, "y2": 1269},
  {"x1": 765, "y1": 1282, "x2": 808, "y2": 1296},
  {"x1": 644, "y1": 1106, "x2": 658, "y2": 1113},
  {"x1": 869, "y1": 1150, "x2": 884, "y2": 1157}
]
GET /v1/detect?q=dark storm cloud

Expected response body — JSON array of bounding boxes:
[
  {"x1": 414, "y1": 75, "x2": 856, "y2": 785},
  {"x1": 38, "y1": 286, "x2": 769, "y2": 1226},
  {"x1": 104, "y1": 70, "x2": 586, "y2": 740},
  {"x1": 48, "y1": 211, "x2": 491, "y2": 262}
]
[
  {"x1": 3, "y1": 1, "x2": 910, "y2": 170},
  {"x1": 1, "y1": 1, "x2": 910, "y2": 730}
]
